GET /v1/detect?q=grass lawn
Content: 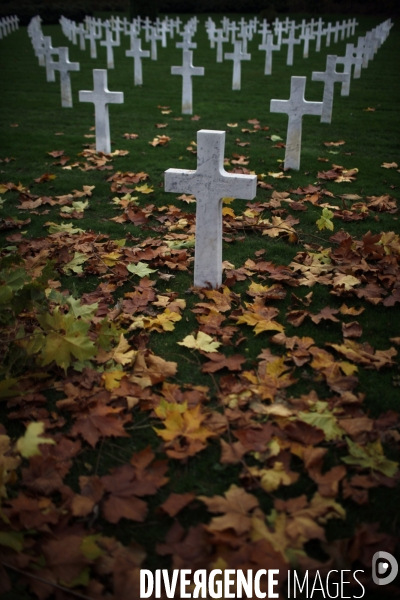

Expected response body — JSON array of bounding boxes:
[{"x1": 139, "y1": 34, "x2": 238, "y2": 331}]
[{"x1": 0, "y1": 11, "x2": 399, "y2": 599}]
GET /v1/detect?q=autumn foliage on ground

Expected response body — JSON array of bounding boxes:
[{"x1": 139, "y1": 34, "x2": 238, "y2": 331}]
[{"x1": 0, "y1": 14, "x2": 400, "y2": 600}]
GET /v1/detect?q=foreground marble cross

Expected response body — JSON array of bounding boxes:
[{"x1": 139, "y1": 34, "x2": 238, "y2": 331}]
[
  {"x1": 164, "y1": 130, "x2": 257, "y2": 288},
  {"x1": 312, "y1": 55, "x2": 350, "y2": 123},
  {"x1": 79, "y1": 69, "x2": 124, "y2": 154},
  {"x1": 171, "y1": 49, "x2": 204, "y2": 114},
  {"x1": 224, "y1": 41, "x2": 251, "y2": 90},
  {"x1": 49, "y1": 47, "x2": 80, "y2": 107},
  {"x1": 125, "y1": 37, "x2": 150, "y2": 85},
  {"x1": 270, "y1": 76, "x2": 323, "y2": 170}
]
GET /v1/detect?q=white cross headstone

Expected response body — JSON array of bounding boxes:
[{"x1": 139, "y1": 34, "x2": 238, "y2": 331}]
[
  {"x1": 350, "y1": 18, "x2": 358, "y2": 36},
  {"x1": 238, "y1": 24, "x2": 251, "y2": 53},
  {"x1": 206, "y1": 20, "x2": 217, "y2": 48},
  {"x1": 228, "y1": 21, "x2": 239, "y2": 44},
  {"x1": 325, "y1": 23, "x2": 336, "y2": 47},
  {"x1": 282, "y1": 27, "x2": 301, "y2": 66},
  {"x1": 334, "y1": 21, "x2": 340, "y2": 44},
  {"x1": 336, "y1": 43, "x2": 362, "y2": 95},
  {"x1": 43, "y1": 37, "x2": 59, "y2": 82},
  {"x1": 340, "y1": 20, "x2": 347, "y2": 41},
  {"x1": 301, "y1": 26, "x2": 314, "y2": 58},
  {"x1": 86, "y1": 22, "x2": 102, "y2": 59},
  {"x1": 214, "y1": 29, "x2": 229, "y2": 63},
  {"x1": 312, "y1": 55, "x2": 350, "y2": 123},
  {"x1": 224, "y1": 41, "x2": 251, "y2": 91},
  {"x1": 353, "y1": 37, "x2": 365, "y2": 78},
  {"x1": 76, "y1": 23, "x2": 86, "y2": 50},
  {"x1": 79, "y1": 69, "x2": 124, "y2": 154},
  {"x1": 171, "y1": 49, "x2": 204, "y2": 114},
  {"x1": 126, "y1": 37, "x2": 150, "y2": 85},
  {"x1": 270, "y1": 76, "x2": 323, "y2": 170},
  {"x1": 258, "y1": 33, "x2": 280, "y2": 75},
  {"x1": 33, "y1": 33, "x2": 46, "y2": 66},
  {"x1": 149, "y1": 26, "x2": 161, "y2": 60},
  {"x1": 313, "y1": 20, "x2": 325, "y2": 52},
  {"x1": 164, "y1": 130, "x2": 257, "y2": 288},
  {"x1": 176, "y1": 30, "x2": 197, "y2": 51},
  {"x1": 49, "y1": 47, "x2": 80, "y2": 108},
  {"x1": 100, "y1": 21, "x2": 119, "y2": 69},
  {"x1": 258, "y1": 19, "x2": 272, "y2": 45}
]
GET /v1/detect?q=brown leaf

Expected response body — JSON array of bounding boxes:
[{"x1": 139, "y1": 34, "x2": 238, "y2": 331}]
[
  {"x1": 159, "y1": 492, "x2": 196, "y2": 517},
  {"x1": 342, "y1": 321, "x2": 363, "y2": 338},
  {"x1": 219, "y1": 438, "x2": 246, "y2": 464},
  {"x1": 199, "y1": 484, "x2": 259, "y2": 535},
  {"x1": 42, "y1": 535, "x2": 91, "y2": 583},
  {"x1": 70, "y1": 403, "x2": 131, "y2": 447},
  {"x1": 202, "y1": 353, "x2": 245, "y2": 373},
  {"x1": 311, "y1": 306, "x2": 340, "y2": 324}
]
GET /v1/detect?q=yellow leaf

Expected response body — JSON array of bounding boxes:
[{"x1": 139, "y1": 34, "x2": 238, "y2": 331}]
[
  {"x1": 339, "y1": 361, "x2": 358, "y2": 376},
  {"x1": 222, "y1": 197, "x2": 235, "y2": 204},
  {"x1": 268, "y1": 172, "x2": 291, "y2": 179},
  {"x1": 102, "y1": 251, "x2": 121, "y2": 266},
  {"x1": 102, "y1": 370, "x2": 126, "y2": 391},
  {"x1": 135, "y1": 184, "x2": 154, "y2": 194},
  {"x1": 112, "y1": 334, "x2": 137, "y2": 365},
  {"x1": 249, "y1": 462, "x2": 297, "y2": 492},
  {"x1": 16, "y1": 422, "x2": 55, "y2": 458},
  {"x1": 222, "y1": 207, "x2": 236, "y2": 218},
  {"x1": 178, "y1": 331, "x2": 221, "y2": 352},
  {"x1": 332, "y1": 274, "x2": 360, "y2": 290}
]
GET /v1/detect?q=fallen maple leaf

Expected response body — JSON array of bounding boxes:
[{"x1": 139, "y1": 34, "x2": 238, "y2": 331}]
[
  {"x1": 134, "y1": 184, "x2": 154, "y2": 194},
  {"x1": 178, "y1": 331, "x2": 221, "y2": 353},
  {"x1": 34, "y1": 173, "x2": 56, "y2": 183},
  {"x1": 154, "y1": 401, "x2": 214, "y2": 458},
  {"x1": 342, "y1": 437, "x2": 398, "y2": 477},
  {"x1": 71, "y1": 403, "x2": 131, "y2": 448},
  {"x1": 159, "y1": 492, "x2": 196, "y2": 517},
  {"x1": 37, "y1": 308, "x2": 96, "y2": 372},
  {"x1": 381, "y1": 162, "x2": 398, "y2": 169},
  {"x1": 199, "y1": 484, "x2": 259, "y2": 535},
  {"x1": 201, "y1": 353, "x2": 245, "y2": 373},
  {"x1": 316, "y1": 207, "x2": 334, "y2": 231},
  {"x1": 149, "y1": 135, "x2": 171, "y2": 146},
  {"x1": 127, "y1": 262, "x2": 157, "y2": 278}
]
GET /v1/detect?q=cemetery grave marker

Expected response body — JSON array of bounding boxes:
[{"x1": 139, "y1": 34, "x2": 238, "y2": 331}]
[
  {"x1": 100, "y1": 21, "x2": 120, "y2": 69},
  {"x1": 336, "y1": 43, "x2": 362, "y2": 95},
  {"x1": 164, "y1": 130, "x2": 257, "y2": 288},
  {"x1": 224, "y1": 41, "x2": 251, "y2": 91},
  {"x1": 171, "y1": 49, "x2": 204, "y2": 114},
  {"x1": 79, "y1": 69, "x2": 124, "y2": 154},
  {"x1": 282, "y1": 26, "x2": 301, "y2": 66},
  {"x1": 270, "y1": 76, "x2": 323, "y2": 170},
  {"x1": 49, "y1": 47, "x2": 80, "y2": 108},
  {"x1": 312, "y1": 55, "x2": 350, "y2": 123},
  {"x1": 258, "y1": 33, "x2": 280, "y2": 75},
  {"x1": 126, "y1": 37, "x2": 150, "y2": 85}
]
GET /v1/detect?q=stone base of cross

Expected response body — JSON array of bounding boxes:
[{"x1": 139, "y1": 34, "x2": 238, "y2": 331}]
[{"x1": 164, "y1": 130, "x2": 257, "y2": 288}]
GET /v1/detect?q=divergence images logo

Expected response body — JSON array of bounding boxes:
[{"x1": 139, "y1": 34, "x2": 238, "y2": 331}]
[{"x1": 372, "y1": 551, "x2": 398, "y2": 586}]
